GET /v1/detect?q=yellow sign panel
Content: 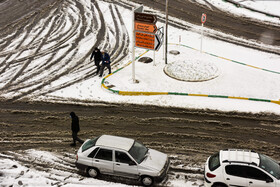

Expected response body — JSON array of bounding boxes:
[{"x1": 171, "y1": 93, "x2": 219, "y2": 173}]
[
  {"x1": 135, "y1": 22, "x2": 157, "y2": 33},
  {"x1": 135, "y1": 32, "x2": 155, "y2": 50}
]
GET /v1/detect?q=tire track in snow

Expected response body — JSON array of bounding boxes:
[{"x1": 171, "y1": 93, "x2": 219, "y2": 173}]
[
  {"x1": 0, "y1": 1, "x2": 62, "y2": 75},
  {"x1": 29, "y1": 1, "x2": 130, "y2": 98},
  {"x1": 0, "y1": 0, "x2": 96, "y2": 100},
  {"x1": 3, "y1": 1, "x2": 84, "y2": 93},
  {"x1": 0, "y1": 0, "x2": 130, "y2": 101},
  {"x1": 0, "y1": 4, "x2": 63, "y2": 92}
]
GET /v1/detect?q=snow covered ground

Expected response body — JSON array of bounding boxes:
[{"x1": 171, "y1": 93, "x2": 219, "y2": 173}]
[
  {"x1": 0, "y1": 150, "x2": 136, "y2": 187},
  {"x1": 43, "y1": 0, "x2": 280, "y2": 115},
  {"x1": 1, "y1": 0, "x2": 280, "y2": 186},
  {"x1": 0, "y1": 150, "x2": 204, "y2": 187}
]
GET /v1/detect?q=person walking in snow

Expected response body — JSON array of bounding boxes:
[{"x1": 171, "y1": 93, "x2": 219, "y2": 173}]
[
  {"x1": 69, "y1": 112, "x2": 84, "y2": 146},
  {"x1": 99, "y1": 51, "x2": 111, "y2": 77},
  {"x1": 90, "y1": 47, "x2": 102, "y2": 75}
]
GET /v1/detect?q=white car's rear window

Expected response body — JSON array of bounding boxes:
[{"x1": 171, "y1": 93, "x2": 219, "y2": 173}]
[
  {"x1": 209, "y1": 152, "x2": 220, "y2": 171},
  {"x1": 82, "y1": 137, "x2": 99, "y2": 152}
]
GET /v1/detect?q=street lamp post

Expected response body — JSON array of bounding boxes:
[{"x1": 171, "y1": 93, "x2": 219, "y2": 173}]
[{"x1": 165, "y1": 0, "x2": 168, "y2": 64}]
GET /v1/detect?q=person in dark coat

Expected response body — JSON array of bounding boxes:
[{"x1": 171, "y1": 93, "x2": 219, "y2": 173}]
[
  {"x1": 99, "y1": 51, "x2": 111, "y2": 77},
  {"x1": 90, "y1": 47, "x2": 102, "y2": 75},
  {"x1": 70, "y1": 112, "x2": 84, "y2": 146}
]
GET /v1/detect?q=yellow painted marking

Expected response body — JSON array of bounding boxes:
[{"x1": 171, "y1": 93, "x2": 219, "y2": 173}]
[
  {"x1": 271, "y1": 100, "x2": 280, "y2": 105},
  {"x1": 101, "y1": 84, "x2": 108, "y2": 89},
  {"x1": 104, "y1": 74, "x2": 112, "y2": 79},
  {"x1": 188, "y1": 94, "x2": 209, "y2": 97},
  {"x1": 228, "y1": 96, "x2": 248, "y2": 100},
  {"x1": 119, "y1": 91, "x2": 168, "y2": 96},
  {"x1": 220, "y1": 56, "x2": 231, "y2": 61},
  {"x1": 247, "y1": 64, "x2": 261, "y2": 69}
]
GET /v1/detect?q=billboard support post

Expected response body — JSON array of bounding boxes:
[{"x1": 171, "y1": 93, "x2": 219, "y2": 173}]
[
  {"x1": 132, "y1": 7, "x2": 136, "y2": 83},
  {"x1": 132, "y1": 6, "x2": 144, "y2": 83}
]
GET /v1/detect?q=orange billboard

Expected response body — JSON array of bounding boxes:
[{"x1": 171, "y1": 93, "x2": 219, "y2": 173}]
[
  {"x1": 135, "y1": 22, "x2": 157, "y2": 33},
  {"x1": 135, "y1": 32, "x2": 155, "y2": 50}
]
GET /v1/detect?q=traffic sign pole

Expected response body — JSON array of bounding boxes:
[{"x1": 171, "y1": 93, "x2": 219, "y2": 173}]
[
  {"x1": 200, "y1": 13, "x2": 207, "y2": 53},
  {"x1": 153, "y1": 50, "x2": 156, "y2": 66},
  {"x1": 200, "y1": 23, "x2": 204, "y2": 53}
]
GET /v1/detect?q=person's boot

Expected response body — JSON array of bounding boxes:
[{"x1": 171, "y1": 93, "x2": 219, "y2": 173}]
[{"x1": 70, "y1": 143, "x2": 76, "y2": 147}]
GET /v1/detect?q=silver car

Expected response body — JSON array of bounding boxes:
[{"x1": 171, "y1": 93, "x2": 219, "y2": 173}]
[{"x1": 75, "y1": 135, "x2": 170, "y2": 186}]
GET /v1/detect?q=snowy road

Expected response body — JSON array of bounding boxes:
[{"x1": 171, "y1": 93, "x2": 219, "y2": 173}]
[
  {"x1": 0, "y1": 100, "x2": 279, "y2": 186},
  {"x1": 0, "y1": 0, "x2": 129, "y2": 101}
]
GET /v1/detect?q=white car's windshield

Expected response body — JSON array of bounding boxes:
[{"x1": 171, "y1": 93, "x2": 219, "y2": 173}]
[
  {"x1": 259, "y1": 154, "x2": 280, "y2": 179},
  {"x1": 128, "y1": 141, "x2": 148, "y2": 164}
]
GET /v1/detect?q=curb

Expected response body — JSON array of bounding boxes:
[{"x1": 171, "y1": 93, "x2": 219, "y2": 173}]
[{"x1": 101, "y1": 44, "x2": 280, "y2": 106}]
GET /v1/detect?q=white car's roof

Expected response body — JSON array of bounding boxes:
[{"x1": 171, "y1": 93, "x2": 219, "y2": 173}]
[
  {"x1": 220, "y1": 149, "x2": 260, "y2": 166},
  {"x1": 96, "y1": 135, "x2": 135, "y2": 151}
]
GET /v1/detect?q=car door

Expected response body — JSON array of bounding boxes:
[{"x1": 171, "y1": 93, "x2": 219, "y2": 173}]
[
  {"x1": 85, "y1": 147, "x2": 99, "y2": 166},
  {"x1": 224, "y1": 165, "x2": 248, "y2": 187},
  {"x1": 93, "y1": 148, "x2": 114, "y2": 174},
  {"x1": 113, "y1": 150, "x2": 139, "y2": 179},
  {"x1": 245, "y1": 166, "x2": 275, "y2": 187}
]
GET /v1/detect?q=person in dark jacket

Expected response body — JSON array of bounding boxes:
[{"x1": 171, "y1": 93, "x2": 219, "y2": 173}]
[
  {"x1": 99, "y1": 51, "x2": 111, "y2": 77},
  {"x1": 70, "y1": 112, "x2": 84, "y2": 146},
  {"x1": 90, "y1": 47, "x2": 102, "y2": 75}
]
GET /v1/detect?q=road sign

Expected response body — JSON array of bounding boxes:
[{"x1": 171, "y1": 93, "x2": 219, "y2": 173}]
[
  {"x1": 201, "y1": 13, "x2": 207, "y2": 24},
  {"x1": 135, "y1": 12, "x2": 157, "y2": 24},
  {"x1": 135, "y1": 22, "x2": 157, "y2": 33},
  {"x1": 135, "y1": 32, "x2": 155, "y2": 50},
  {"x1": 135, "y1": 5, "x2": 143, "y2": 13},
  {"x1": 154, "y1": 34, "x2": 161, "y2": 51},
  {"x1": 200, "y1": 13, "x2": 207, "y2": 53},
  {"x1": 135, "y1": 29, "x2": 163, "y2": 51},
  {"x1": 154, "y1": 27, "x2": 164, "y2": 51}
]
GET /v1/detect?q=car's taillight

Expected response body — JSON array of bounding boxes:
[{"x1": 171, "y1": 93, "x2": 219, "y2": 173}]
[{"x1": 206, "y1": 172, "x2": 216, "y2": 178}]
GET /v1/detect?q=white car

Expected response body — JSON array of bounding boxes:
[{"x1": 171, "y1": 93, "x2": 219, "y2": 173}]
[
  {"x1": 75, "y1": 135, "x2": 170, "y2": 186},
  {"x1": 204, "y1": 149, "x2": 280, "y2": 187}
]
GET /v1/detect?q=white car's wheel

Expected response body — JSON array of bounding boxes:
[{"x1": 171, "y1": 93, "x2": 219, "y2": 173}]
[
  {"x1": 87, "y1": 167, "x2": 99, "y2": 178},
  {"x1": 141, "y1": 176, "x2": 154, "y2": 186}
]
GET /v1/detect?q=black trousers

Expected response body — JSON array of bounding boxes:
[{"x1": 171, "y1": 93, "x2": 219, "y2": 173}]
[
  {"x1": 95, "y1": 60, "x2": 101, "y2": 74},
  {"x1": 99, "y1": 63, "x2": 111, "y2": 76},
  {"x1": 72, "y1": 131, "x2": 84, "y2": 144}
]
